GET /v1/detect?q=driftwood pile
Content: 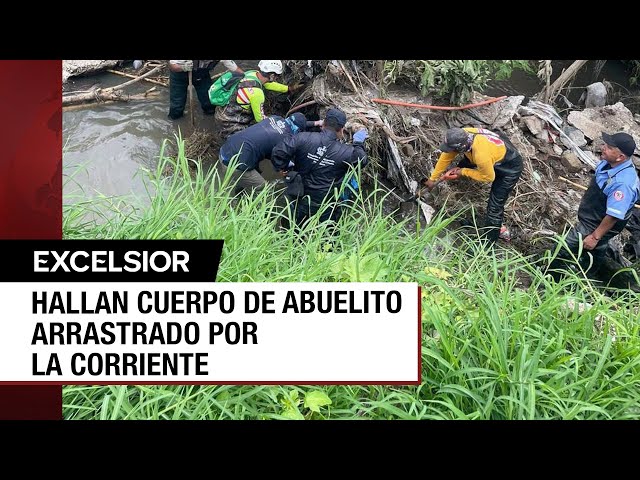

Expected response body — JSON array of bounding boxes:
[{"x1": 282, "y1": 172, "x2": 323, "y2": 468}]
[
  {"x1": 281, "y1": 61, "x2": 640, "y2": 272},
  {"x1": 62, "y1": 60, "x2": 640, "y2": 272}
]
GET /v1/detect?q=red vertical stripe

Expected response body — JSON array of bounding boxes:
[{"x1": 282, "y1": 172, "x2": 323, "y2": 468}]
[{"x1": 0, "y1": 60, "x2": 62, "y2": 419}]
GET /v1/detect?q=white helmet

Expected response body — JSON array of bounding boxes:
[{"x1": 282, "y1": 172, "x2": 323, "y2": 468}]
[{"x1": 258, "y1": 60, "x2": 283, "y2": 75}]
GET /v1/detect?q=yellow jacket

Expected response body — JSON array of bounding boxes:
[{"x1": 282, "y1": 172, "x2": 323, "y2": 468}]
[{"x1": 430, "y1": 127, "x2": 507, "y2": 183}]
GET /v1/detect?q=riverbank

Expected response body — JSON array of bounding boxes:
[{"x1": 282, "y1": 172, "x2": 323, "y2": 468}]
[{"x1": 62, "y1": 143, "x2": 640, "y2": 420}]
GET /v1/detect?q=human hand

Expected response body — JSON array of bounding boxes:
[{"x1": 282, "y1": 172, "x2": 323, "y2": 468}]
[
  {"x1": 170, "y1": 60, "x2": 193, "y2": 72},
  {"x1": 289, "y1": 82, "x2": 304, "y2": 93},
  {"x1": 353, "y1": 129, "x2": 369, "y2": 144},
  {"x1": 442, "y1": 167, "x2": 461, "y2": 181},
  {"x1": 583, "y1": 233, "x2": 599, "y2": 251},
  {"x1": 422, "y1": 179, "x2": 437, "y2": 191}
]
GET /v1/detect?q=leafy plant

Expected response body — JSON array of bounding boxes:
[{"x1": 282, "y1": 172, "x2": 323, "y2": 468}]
[
  {"x1": 622, "y1": 60, "x2": 640, "y2": 86},
  {"x1": 382, "y1": 60, "x2": 534, "y2": 105}
]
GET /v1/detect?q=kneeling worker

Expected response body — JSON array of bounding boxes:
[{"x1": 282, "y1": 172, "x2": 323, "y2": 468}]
[
  {"x1": 423, "y1": 126, "x2": 523, "y2": 243},
  {"x1": 219, "y1": 113, "x2": 312, "y2": 194}
]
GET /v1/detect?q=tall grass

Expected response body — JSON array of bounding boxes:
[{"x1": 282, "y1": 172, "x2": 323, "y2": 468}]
[{"x1": 62, "y1": 137, "x2": 640, "y2": 420}]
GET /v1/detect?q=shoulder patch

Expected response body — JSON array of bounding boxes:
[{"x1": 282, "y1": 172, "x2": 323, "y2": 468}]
[{"x1": 613, "y1": 190, "x2": 624, "y2": 201}]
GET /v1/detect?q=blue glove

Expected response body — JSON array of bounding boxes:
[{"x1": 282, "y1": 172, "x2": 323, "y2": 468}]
[
  {"x1": 133, "y1": 60, "x2": 143, "y2": 70},
  {"x1": 353, "y1": 129, "x2": 369, "y2": 144}
]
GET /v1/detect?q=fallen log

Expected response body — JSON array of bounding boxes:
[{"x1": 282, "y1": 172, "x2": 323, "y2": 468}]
[
  {"x1": 539, "y1": 60, "x2": 588, "y2": 104},
  {"x1": 62, "y1": 65, "x2": 163, "y2": 106},
  {"x1": 106, "y1": 69, "x2": 168, "y2": 87},
  {"x1": 63, "y1": 89, "x2": 161, "y2": 111},
  {"x1": 63, "y1": 60, "x2": 121, "y2": 83}
]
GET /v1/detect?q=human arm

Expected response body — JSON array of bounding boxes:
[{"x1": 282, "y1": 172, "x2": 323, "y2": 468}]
[
  {"x1": 583, "y1": 215, "x2": 618, "y2": 250},
  {"x1": 271, "y1": 135, "x2": 299, "y2": 173},
  {"x1": 263, "y1": 81, "x2": 289, "y2": 94},
  {"x1": 584, "y1": 182, "x2": 639, "y2": 249},
  {"x1": 248, "y1": 88, "x2": 267, "y2": 123},
  {"x1": 460, "y1": 149, "x2": 495, "y2": 182},
  {"x1": 429, "y1": 152, "x2": 458, "y2": 181},
  {"x1": 169, "y1": 60, "x2": 193, "y2": 72},
  {"x1": 221, "y1": 60, "x2": 244, "y2": 74},
  {"x1": 346, "y1": 143, "x2": 368, "y2": 170}
]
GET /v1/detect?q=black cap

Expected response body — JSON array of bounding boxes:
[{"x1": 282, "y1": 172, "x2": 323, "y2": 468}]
[
  {"x1": 325, "y1": 108, "x2": 347, "y2": 128},
  {"x1": 602, "y1": 132, "x2": 636, "y2": 157},
  {"x1": 440, "y1": 127, "x2": 471, "y2": 152},
  {"x1": 287, "y1": 112, "x2": 307, "y2": 132}
]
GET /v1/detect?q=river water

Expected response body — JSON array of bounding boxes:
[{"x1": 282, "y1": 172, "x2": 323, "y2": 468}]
[{"x1": 62, "y1": 60, "x2": 638, "y2": 204}]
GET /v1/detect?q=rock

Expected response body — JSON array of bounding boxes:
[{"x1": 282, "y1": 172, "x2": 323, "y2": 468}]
[
  {"x1": 535, "y1": 131, "x2": 550, "y2": 143},
  {"x1": 567, "y1": 102, "x2": 640, "y2": 155},
  {"x1": 522, "y1": 116, "x2": 545, "y2": 136},
  {"x1": 63, "y1": 60, "x2": 121, "y2": 83},
  {"x1": 553, "y1": 144, "x2": 564, "y2": 156},
  {"x1": 583, "y1": 82, "x2": 607, "y2": 108},
  {"x1": 634, "y1": 114, "x2": 640, "y2": 125},
  {"x1": 560, "y1": 126, "x2": 587, "y2": 148},
  {"x1": 561, "y1": 152, "x2": 585, "y2": 173},
  {"x1": 401, "y1": 143, "x2": 415, "y2": 157},
  {"x1": 529, "y1": 135, "x2": 558, "y2": 156},
  {"x1": 466, "y1": 93, "x2": 524, "y2": 129}
]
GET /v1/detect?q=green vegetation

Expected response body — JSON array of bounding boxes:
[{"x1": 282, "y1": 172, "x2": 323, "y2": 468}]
[
  {"x1": 63, "y1": 137, "x2": 640, "y2": 420},
  {"x1": 622, "y1": 60, "x2": 640, "y2": 86},
  {"x1": 382, "y1": 60, "x2": 535, "y2": 104}
]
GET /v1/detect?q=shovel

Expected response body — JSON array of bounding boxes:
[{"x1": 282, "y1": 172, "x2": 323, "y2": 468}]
[{"x1": 188, "y1": 70, "x2": 195, "y2": 128}]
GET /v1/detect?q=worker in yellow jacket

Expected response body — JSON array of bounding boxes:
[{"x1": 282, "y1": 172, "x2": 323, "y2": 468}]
[{"x1": 423, "y1": 127, "x2": 523, "y2": 243}]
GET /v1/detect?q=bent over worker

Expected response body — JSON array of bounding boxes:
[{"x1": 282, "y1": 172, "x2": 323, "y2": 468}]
[
  {"x1": 424, "y1": 126, "x2": 523, "y2": 243},
  {"x1": 271, "y1": 108, "x2": 368, "y2": 227},
  {"x1": 218, "y1": 112, "x2": 311, "y2": 194},
  {"x1": 215, "y1": 60, "x2": 303, "y2": 140}
]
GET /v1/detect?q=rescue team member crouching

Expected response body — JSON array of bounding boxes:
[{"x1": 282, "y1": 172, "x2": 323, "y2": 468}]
[
  {"x1": 271, "y1": 108, "x2": 368, "y2": 228},
  {"x1": 423, "y1": 127, "x2": 524, "y2": 243},
  {"x1": 218, "y1": 112, "x2": 316, "y2": 194},
  {"x1": 550, "y1": 132, "x2": 639, "y2": 278},
  {"x1": 215, "y1": 60, "x2": 303, "y2": 140}
]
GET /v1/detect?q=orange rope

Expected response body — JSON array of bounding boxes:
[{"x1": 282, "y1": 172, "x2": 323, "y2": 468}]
[{"x1": 371, "y1": 96, "x2": 507, "y2": 110}]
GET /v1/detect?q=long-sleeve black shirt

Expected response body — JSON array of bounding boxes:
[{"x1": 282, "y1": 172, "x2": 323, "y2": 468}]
[{"x1": 271, "y1": 130, "x2": 367, "y2": 204}]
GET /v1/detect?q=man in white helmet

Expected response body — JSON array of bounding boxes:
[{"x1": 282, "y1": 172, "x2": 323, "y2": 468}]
[{"x1": 215, "y1": 60, "x2": 304, "y2": 140}]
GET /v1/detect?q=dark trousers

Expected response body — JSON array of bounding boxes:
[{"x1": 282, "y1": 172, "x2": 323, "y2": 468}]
[
  {"x1": 289, "y1": 195, "x2": 342, "y2": 230},
  {"x1": 460, "y1": 154, "x2": 523, "y2": 242},
  {"x1": 168, "y1": 69, "x2": 215, "y2": 119},
  {"x1": 550, "y1": 220, "x2": 620, "y2": 279}
]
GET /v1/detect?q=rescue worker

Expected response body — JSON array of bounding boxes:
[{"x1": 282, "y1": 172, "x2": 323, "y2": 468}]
[
  {"x1": 551, "y1": 132, "x2": 639, "y2": 277},
  {"x1": 423, "y1": 126, "x2": 523, "y2": 243},
  {"x1": 271, "y1": 108, "x2": 368, "y2": 227},
  {"x1": 215, "y1": 60, "x2": 303, "y2": 140},
  {"x1": 218, "y1": 112, "x2": 314, "y2": 194},
  {"x1": 167, "y1": 60, "x2": 243, "y2": 120}
]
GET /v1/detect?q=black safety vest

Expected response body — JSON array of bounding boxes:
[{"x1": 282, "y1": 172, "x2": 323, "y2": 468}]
[{"x1": 577, "y1": 165, "x2": 635, "y2": 234}]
